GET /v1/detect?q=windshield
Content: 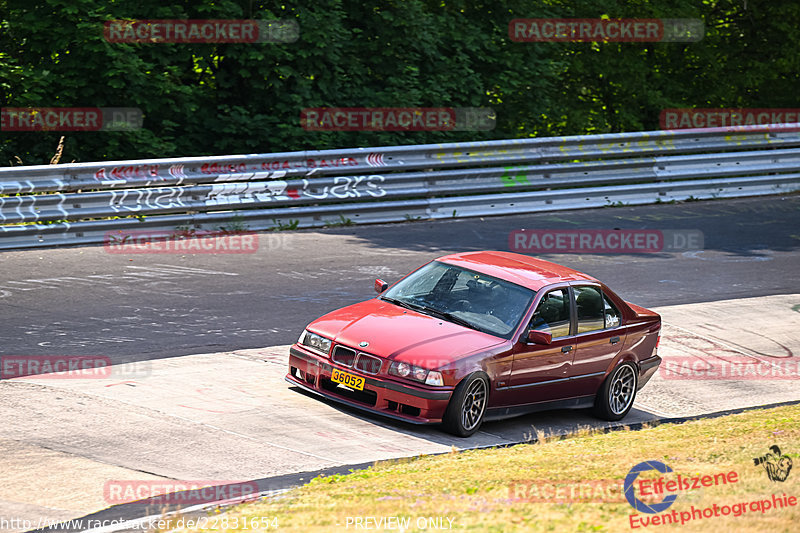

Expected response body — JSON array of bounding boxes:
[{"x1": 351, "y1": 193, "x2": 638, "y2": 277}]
[{"x1": 381, "y1": 261, "x2": 535, "y2": 338}]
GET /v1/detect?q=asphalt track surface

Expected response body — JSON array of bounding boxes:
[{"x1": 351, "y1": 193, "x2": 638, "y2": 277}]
[
  {"x1": 0, "y1": 195, "x2": 799, "y2": 532},
  {"x1": 0, "y1": 195, "x2": 798, "y2": 363}
]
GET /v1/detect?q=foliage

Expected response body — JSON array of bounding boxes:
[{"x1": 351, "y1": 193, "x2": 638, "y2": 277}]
[{"x1": 1, "y1": 0, "x2": 798, "y2": 165}]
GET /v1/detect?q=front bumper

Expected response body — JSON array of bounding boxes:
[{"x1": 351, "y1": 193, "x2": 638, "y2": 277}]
[
  {"x1": 286, "y1": 345, "x2": 453, "y2": 424},
  {"x1": 637, "y1": 354, "x2": 662, "y2": 390}
]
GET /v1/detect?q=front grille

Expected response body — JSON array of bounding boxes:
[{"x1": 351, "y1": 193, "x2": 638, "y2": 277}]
[
  {"x1": 332, "y1": 346, "x2": 356, "y2": 367},
  {"x1": 355, "y1": 353, "x2": 382, "y2": 374},
  {"x1": 332, "y1": 345, "x2": 383, "y2": 375}
]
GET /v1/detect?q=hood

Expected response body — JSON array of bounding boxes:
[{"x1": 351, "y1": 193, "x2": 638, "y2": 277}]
[{"x1": 306, "y1": 298, "x2": 505, "y2": 367}]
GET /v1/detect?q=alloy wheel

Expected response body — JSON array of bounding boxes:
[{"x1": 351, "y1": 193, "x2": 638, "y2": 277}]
[
  {"x1": 460, "y1": 378, "x2": 487, "y2": 431},
  {"x1": 609, "y1": 364, "x2": 635, "y2": 415}
]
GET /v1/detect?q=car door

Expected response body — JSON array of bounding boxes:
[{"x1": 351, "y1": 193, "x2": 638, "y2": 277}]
[
  {"x1": 569, "y1": 284, "x2": 627, "y2": 394},
  {"x1": 506, "y1": 287, "x2": 577, "y2": 404}
]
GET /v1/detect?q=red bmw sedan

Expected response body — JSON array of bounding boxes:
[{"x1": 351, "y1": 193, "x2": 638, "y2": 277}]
[{"x1": 286, "y1": 251, "x2": 661, "y2": 437}]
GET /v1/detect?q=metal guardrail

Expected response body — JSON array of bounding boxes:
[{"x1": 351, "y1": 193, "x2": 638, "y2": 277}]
[{"x1": 1, "y1": 124, "x2": 799, "y2": 250}]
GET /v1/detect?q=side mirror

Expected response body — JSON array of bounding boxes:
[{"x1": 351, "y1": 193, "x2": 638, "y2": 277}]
[
  {"x1": 527, "y1": 330, "x2": 552, "y2": 345},
  {"x1": 374, "y1": 278, "x2": 389, "y2": 293}
]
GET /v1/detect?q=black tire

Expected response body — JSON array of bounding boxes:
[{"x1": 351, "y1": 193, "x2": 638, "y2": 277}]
[
  {"x1": 442, "y1": 372, "x2": 489, "y2": 437},
  {"x1": 593, "y1": 362, "x2": 638, "y2": 421}
]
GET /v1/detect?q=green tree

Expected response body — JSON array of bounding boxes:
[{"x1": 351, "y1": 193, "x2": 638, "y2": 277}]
[{"x1": 1, "y1": 0, "x2": 797, "y2": 165}]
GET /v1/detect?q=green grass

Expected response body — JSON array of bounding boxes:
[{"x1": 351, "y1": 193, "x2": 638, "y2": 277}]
[{"x1": 179, "y1": 404, "x2": 800, "y2": 532}]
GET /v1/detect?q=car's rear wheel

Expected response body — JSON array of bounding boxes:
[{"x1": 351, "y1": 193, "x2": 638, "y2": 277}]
[
  {"x1": 593, "y1": 362, "x2": 637, "y2": 421},
  {"x1": 442, "y1": 372, "x2": 489, "y2": 437}
]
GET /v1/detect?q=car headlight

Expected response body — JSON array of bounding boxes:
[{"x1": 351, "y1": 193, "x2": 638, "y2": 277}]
[
  {"x1": 394, "y1": 362, "x2": 411, "y2": 377},
  {"x1": 389, "y1": 362, "x2": 444, "y2": 386},
  {"x1": 300, "y1": 330, "x2": 332, "y2": 356}
]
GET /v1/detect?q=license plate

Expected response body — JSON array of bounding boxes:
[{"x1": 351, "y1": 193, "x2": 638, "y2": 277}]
[{"x1": 331, "y1": 368, "x2": 365, "y2": 391}]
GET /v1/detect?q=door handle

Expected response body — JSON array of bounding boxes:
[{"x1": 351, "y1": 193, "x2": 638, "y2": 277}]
[
  {"x1": 561, "y1": 345, "x2": 573, "y2": 353},
  {"x1": 610, "y1": 336, "x2": 620, "y2": 345}
]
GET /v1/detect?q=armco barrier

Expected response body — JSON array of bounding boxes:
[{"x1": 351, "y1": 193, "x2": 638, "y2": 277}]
[{"x1": 1, "y1": 124, "x2": 799, "y2": 250}]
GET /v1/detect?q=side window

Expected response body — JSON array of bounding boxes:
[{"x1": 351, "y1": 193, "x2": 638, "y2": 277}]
[
  {"x1": 574, "y1": 286, "x2": 605, "y2": 334},
  {"x1": 529, "y1": 289, "x2": 571, "y2": 338},
  {"x1": 604, "y1": 295, "x2": 621, "y2": 328}
]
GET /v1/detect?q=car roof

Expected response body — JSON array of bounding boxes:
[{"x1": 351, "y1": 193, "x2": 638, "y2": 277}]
[{"x1": 436, "y1": 250, "x2": 597, "y2": 291}]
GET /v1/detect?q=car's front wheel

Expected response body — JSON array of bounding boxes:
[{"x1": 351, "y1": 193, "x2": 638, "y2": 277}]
[
  {"x1": 442, "y1": 372, "x2": 489, "y2": 437},
  {"x1": 593, "y1": 362, "x2": 638, "y2": 421}
]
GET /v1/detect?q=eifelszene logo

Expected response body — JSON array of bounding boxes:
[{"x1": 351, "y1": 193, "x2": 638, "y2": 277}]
[
  {"x1": 753, "y1": 445, "x2": 793, "y2": 482},
  {"x1": 624, "y1": 460, "x2": 739, "y2": 514},
  {"x1": 624, "y1": 461, "x2": 679, "y2": 513}
]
